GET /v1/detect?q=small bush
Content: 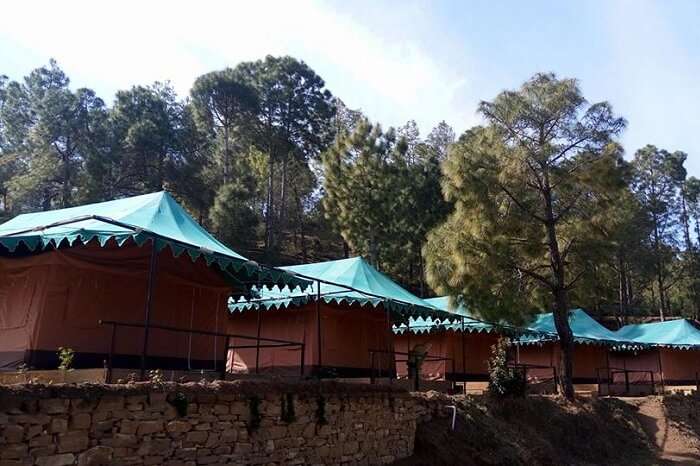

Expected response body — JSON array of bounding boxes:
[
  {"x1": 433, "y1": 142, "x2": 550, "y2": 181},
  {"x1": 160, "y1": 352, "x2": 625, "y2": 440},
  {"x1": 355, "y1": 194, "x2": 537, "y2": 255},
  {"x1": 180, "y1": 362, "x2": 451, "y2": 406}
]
[
  {"x1": 488, "y1": 338, "x2": 526, "y2": 398},
  {"x1": 57, "y1": 347, "x2": 74, "y2": 371}
]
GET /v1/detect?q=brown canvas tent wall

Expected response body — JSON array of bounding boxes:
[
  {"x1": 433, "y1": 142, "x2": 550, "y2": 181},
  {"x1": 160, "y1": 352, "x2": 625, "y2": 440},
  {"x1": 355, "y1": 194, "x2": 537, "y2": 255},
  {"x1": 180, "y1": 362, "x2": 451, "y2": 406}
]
[
  {"x1": 394, "y1": 331, "x2": 498, "y2": 381},
  {"x1": 226, "y1": 302, "x2": 394, "y2": 378},
  {"x1": 0, "y1": 242, "x2": 232, "y2": 371},
  {"x1": 516, "y1": 342, "x2": 609, "y2": 384},
  {"x1": 609, "y1": 348, "x2": 699, "y2": 386}
]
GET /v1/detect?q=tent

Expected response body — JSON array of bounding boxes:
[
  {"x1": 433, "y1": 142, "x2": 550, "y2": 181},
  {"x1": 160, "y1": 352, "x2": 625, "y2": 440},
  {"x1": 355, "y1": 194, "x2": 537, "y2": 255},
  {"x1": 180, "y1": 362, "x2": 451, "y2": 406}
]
[
  {"x1": 0, "y1": 191, "x2": 302, "y2": 372},
  {"x1": 227, "y1": 257, "x2": 447, "y2": 378},
  {"x1": 515, "y1": 309, "x2": 622, "y2": 384},
  {"x1": 612, "y1": 319, "x2": 700, "y2": 385},
  {"x1": 393, "y1": 296, "x2": 502, "y2": 382}
]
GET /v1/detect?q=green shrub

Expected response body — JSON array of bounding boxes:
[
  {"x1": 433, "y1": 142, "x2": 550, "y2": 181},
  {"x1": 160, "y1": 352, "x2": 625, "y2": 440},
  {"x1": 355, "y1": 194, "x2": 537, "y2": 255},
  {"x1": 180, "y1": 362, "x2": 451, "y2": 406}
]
[
  {"x1": 57, "y1": 347, "x2": 74, "y2": 371},
  {"x1": 488, "y1": 338, "x2": 526, "y2": 398}
]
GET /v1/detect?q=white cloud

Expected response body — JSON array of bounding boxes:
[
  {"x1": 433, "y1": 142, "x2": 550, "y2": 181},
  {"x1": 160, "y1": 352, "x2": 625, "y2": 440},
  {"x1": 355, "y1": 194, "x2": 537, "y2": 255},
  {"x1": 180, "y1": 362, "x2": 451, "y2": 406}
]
[{"x1": 1, "y1": 0, "x2": 476, "y2": 135}]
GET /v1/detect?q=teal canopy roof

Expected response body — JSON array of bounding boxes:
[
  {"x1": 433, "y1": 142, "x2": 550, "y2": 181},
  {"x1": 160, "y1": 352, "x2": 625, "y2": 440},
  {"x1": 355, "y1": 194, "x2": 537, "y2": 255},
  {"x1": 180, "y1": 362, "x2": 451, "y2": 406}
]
[
  {"x1": 229, "y1": 257, "x2": 449, "y2": 320},
  {"x1": 516, "y1": 309, "x2": 622, "y2": 346},
  {"x1": 0, "y1": 191, "x2": 302, "y2": 288},
  {"x1": 393, "y1": 296, "x2": 500, "y2": 335},
  {"x1": 616, "y1": 319, "x2": 700, "y2": 349}
]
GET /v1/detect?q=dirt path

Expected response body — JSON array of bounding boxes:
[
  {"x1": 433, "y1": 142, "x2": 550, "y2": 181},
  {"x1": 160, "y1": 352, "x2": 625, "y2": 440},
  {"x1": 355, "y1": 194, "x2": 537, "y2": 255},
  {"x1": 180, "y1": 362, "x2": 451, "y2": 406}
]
[{"x1": 631, "y1": 397, "x2": 700, "y2": 465}]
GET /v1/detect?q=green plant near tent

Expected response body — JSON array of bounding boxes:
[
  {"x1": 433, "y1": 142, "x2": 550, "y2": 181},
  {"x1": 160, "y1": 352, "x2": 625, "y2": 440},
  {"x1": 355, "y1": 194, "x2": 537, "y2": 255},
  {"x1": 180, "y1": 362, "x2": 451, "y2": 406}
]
[
  {"x1": 57, "y1": 347, "x2": 74, "y2": 371},
  {"x1": 488, "y1": 339, "x2": 526, "y2": 398}
]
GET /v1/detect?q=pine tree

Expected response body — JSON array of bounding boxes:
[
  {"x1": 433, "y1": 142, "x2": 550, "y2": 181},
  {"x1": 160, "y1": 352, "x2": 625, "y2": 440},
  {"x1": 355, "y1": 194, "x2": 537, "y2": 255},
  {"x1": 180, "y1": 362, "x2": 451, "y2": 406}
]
[{"x1": 424, "y1": 74, "x2": 626, "y2": 400}]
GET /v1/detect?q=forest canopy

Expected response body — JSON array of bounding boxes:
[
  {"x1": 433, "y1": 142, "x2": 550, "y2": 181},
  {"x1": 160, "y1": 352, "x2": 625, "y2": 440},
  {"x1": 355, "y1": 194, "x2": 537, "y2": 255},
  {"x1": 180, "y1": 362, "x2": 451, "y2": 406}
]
[{"x1": 1, "y1": 57, "x2": 698, "y2": 322}]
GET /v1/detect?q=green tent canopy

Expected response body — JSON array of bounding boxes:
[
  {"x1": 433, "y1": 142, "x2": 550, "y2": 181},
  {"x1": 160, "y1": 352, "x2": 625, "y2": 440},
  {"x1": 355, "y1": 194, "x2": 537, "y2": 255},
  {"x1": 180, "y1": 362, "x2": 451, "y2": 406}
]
[
  {"x1": 0, "y1": 191, "x2": 304, "y2": 288},
  {"x1": 393, "y1": 296, "x2": 549, "y2": 337},
  {"x1": 516, "y1": 309, "x2": 623, "y2": 346},
  {"x1": 229, "y1": 256, "x2": 452, "y2": 320},
  {"x1": 615, "y1": 319, "x2": 700, "y2": 350},
  {"x1": 393, "y1": 296, "x2": 500, "y2": 335}
]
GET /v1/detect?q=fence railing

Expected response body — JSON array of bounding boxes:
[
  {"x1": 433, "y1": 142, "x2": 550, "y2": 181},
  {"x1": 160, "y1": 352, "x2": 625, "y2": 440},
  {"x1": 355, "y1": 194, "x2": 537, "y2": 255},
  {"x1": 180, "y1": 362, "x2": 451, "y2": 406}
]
[
  {"x1": 368, "y1": 349, "x2": 455, "y2": 390},
  {"x1": 99, "y1": 320, "x2": 305, "y2": 382},
  {"x1": 596, "y1": 366, "x2": 657, "y2": 395},
  {"x1": 508, "y1": 362, "x2": 559, "y2": 394}
]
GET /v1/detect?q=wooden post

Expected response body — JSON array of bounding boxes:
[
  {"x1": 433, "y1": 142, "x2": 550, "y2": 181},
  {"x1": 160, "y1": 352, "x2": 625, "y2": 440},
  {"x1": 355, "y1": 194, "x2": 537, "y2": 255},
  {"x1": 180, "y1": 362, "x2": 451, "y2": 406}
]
[{"x1": 140, "y1": 240, "x2": 159, "y2": 379}]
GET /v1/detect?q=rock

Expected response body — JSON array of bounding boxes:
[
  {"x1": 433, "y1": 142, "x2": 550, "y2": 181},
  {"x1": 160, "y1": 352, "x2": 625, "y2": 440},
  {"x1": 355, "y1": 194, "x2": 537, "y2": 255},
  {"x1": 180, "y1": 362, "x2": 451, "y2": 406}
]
[
  {"x1": 166, "y1": 421, "x2": 191, "y2": 434},
  {"x1": 71, "y1": 413, "x2": 91, "y2": 430},
  {"x1": 77, "y1": 446, "x2": 113, "y2": 466},
  {"x1": 3, "y1": 424, "x2": 24, "y2": 443},
  {"x1": 36, "y1": 453, "x2": 75, "y2": 466},
  {"x1": 50, "y1": 418, "x2": 68, "y2": 434},
  {"x1": 136, "y1": 420, "x2": 163, "y2": 436},
  {"x1": 57, "y1": 432, "x2": 90, "y2": 453}
]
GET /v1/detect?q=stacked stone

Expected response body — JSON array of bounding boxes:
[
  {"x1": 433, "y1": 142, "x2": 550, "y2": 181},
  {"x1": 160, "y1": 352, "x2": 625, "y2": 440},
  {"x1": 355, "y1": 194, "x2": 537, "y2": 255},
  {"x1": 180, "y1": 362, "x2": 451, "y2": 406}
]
[{"x1": 0, "y1": 381, "x2": 416, "y2": 466}]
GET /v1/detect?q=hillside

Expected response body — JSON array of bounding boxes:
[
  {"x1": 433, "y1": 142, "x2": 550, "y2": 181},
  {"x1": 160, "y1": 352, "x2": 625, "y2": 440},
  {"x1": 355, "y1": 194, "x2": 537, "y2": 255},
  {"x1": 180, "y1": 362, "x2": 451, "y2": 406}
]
[{"x1": 397, "y1": 394, "x2": 700, "y2": 466}]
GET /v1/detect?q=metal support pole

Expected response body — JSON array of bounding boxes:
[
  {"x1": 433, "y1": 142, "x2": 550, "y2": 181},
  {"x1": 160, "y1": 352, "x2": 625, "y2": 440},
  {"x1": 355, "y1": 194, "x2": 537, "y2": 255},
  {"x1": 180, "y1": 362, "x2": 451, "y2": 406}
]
[
  {"x1": 406, "y1": 325, "x2": 411, "y2": 383},
  {"x1": 605, "y1": 349, "x2": 611, "y2": 395},
  {"x1": 255, "y1": 306, "x2": 262, "y2": 374},
  {"x1": 461, "y1": 316, "x2": 466, "y2": 374},
  {"x1": 140, "y1": 240, "x2": 159, "y2": 379},
  {"x1": 384, "y1": 306, "x2": 391, "y2": 379},
  {"x1": 316, "y1": 281, "x2": 322, "y2": 375},
  {"x1": 107, "y1": 323, "x2": 116, "y2": 384}
]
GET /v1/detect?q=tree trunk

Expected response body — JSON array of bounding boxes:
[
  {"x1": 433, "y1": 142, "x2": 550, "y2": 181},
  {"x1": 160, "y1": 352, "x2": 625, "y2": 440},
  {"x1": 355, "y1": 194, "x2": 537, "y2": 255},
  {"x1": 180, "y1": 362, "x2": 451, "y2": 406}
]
[
  {"x1": 617, "y1": 250, "x2": 628, "y2": 326},
  {"x1": 652, "y1": 219, "x2": 666, "y2": 321},
  {"x1": 419, "y1": 253, "x2": 425, "y2": 297},
  {"x1": 681, "y1": 190, "x2": 693, "y2": 251},
  {"x1": 542, "y1": 177, "x2": 575, "y2": 400},
  {"x1": 264, "y1": 153, "x2": 275, "y2": 253},
  {"x1": 279, "y1": 156, "x2": 288, "y2": 239},
  {"x1": 222, "y1": 125, "x2": 230, "y2": 184},
  {"x1": 293, "y1": 185, "x2": 308, "y2": 263}
]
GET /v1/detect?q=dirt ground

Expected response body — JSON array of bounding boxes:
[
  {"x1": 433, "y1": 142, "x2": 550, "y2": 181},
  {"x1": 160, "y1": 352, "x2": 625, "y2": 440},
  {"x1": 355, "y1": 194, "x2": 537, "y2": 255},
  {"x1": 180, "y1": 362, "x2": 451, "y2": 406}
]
[{"x1": 395, "y1": 394, "x2": 700, "y2": 466}]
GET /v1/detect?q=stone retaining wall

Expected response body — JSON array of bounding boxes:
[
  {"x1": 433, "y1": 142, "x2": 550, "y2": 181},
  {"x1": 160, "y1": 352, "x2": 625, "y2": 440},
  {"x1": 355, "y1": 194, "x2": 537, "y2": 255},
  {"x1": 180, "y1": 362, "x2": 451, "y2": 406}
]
[{"x1": 0, "y1": 381, "x2": 416, "y2": 466}]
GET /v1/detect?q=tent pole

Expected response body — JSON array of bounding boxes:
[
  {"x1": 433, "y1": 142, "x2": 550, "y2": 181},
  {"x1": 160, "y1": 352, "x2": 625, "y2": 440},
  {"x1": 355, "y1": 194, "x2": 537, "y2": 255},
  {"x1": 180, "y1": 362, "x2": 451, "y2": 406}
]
[
  {"x1": 461, "y1": 316, "x2": 466, "y2": 375},
  {"x1": 255, "y1": 306, "x2": 262, "y2": 374},
  {"x1": 605, "y1": 349, "x2": 611, "y2": 396},
  {"x1": 407, "y1": 325, "x2": 411, "y2": 381},
  {"x1": 316, "y1": 281, "x2": 322, "y2": 376},
  {"x1": 385, "y1": 306, "x2": 391, "y2": 380},
  {"x1": 140, "y1": 240, "x2": 159, "y2": 379}
]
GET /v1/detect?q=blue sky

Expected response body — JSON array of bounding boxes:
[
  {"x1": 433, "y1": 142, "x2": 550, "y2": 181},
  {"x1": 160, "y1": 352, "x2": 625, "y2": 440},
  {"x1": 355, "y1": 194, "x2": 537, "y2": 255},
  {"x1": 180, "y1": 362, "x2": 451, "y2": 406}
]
[{"x1": 2, "y1": 0, "x2": 699, "y2": 173}]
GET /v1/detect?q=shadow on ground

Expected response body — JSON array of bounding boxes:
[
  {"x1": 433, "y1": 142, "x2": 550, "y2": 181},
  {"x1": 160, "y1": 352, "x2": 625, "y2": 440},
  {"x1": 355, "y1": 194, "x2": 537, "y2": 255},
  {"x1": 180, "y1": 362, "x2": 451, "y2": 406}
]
[{"x1": 395, "y1": 395, "x2": 659, "y2": 466}]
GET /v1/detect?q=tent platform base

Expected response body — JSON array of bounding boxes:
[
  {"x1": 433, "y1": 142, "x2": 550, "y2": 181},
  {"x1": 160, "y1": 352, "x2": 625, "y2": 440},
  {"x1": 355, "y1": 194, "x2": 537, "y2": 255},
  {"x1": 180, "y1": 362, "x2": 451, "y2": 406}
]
[{"x1": 0, "y1": 368, "x2": 108, "y2": 385}]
